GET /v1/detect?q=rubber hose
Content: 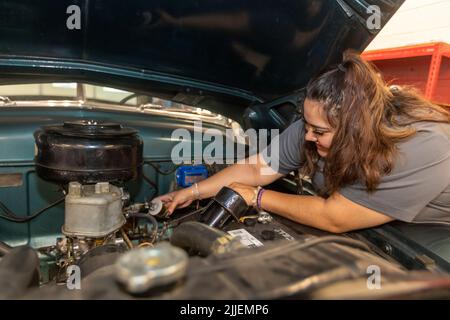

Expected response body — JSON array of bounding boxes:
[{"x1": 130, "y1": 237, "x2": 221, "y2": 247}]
[{"x1": 170, "y1": 221, "x2": 234, "y2": 256}]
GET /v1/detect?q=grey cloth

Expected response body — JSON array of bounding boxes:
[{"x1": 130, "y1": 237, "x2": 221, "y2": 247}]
[{"x1": 264, "y1": 120, "x2": 450, "y2": 224}]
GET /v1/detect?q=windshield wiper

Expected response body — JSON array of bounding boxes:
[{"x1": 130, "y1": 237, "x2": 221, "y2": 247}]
[
  {"x1": 139, "y1": 103, "x2": 218, "y2": 117},
  {"x1": 0, "y1": 96, "x2": 14, "y2": 106}
]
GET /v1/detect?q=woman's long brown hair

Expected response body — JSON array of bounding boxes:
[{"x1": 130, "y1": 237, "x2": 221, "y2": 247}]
[{"x1": 302, "y1": 50, "x2": 450, "y2": 195}]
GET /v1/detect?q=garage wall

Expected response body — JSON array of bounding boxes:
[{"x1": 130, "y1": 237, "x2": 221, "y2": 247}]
[{"x1": 366, "y1": 0, "x2": 450, "y2": 50}]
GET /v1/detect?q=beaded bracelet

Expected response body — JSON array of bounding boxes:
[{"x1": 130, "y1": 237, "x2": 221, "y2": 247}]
[{"x1": 256, "y1": 187, "x2": 266, "y2": 210}]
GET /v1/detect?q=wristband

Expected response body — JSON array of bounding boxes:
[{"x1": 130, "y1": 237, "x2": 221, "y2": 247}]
[
  {"x1": 256, "y1": 188, "x2": 265, "y2": 210},
  {"x1": 192, "y1": 183, "x2": 200, "y2": 200}
]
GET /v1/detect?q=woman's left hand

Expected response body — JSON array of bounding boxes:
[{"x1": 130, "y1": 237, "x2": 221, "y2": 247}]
[{"x1": 228, "y1": 182, "x2": 257, "y2": 206}]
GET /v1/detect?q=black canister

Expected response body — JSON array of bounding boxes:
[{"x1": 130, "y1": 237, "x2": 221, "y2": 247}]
[
  {"x1": 34, "y1": 120, "x2": 143, "y2": 184},
  {"x1": 201, "y1": 187, "x2": 249, "y2": 228}
]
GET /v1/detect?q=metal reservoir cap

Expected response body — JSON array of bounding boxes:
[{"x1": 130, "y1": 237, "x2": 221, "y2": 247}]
[
  {"x1": 115, "y1": 242, "x2": 188, "y2": 295},
  {"x1": 147, "y1": 198, "x2": 169, "y2": 219}
]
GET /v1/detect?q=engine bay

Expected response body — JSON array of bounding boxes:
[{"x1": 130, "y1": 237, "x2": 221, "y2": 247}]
[
  {"x1": 2, "y1": 119, "x2": 311, "y2": 295},
  {"x1": 1, "y1": 118, "x2": 449, "y2": 300}
]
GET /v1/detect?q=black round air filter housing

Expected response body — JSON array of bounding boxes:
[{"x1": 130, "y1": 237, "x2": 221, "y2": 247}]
[{"x1": 34, "y1": 120, "x2": 143, "y2": 184}]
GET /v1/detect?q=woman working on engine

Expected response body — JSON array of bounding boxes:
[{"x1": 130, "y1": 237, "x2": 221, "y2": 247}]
[{"x1": 158, "y1": 52, "x2": 450, "y2": 233}]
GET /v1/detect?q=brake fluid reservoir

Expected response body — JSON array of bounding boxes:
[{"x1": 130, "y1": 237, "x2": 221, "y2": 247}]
[{"x1": 175, "y1": 165, "x2": 208, "y2": 188}]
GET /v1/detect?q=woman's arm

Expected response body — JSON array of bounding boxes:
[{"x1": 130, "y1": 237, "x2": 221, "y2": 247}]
[
  {"x1": 158, "y1": 154, "x2": 283, "y2": 214},
  {"x1": 229, "y1": 183, "x2": 393, "y2": 233},
  {"x1": 197, "y1": 154, "x2": 282, "y2": 199}
]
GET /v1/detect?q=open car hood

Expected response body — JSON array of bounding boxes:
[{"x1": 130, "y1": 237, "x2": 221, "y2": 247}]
[{"x1": 0, "y1": 0, "x2": 404, "y2": 120}]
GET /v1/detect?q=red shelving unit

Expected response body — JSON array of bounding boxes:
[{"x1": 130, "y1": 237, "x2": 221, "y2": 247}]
[{"x1": 362, "y1": 42, "x2": 450, "y2": 106}]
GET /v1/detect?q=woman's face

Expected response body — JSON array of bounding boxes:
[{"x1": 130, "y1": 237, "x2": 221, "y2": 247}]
[{"x1": 303, "y1": 99, "x2": 335, "y2": 157}]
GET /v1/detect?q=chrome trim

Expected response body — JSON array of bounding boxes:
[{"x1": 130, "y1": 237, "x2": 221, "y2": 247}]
[{"x1": 2, "y1": 99, "x2": 232, "y2": 127}]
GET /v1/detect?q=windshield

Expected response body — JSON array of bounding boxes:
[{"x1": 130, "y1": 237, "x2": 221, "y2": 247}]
[
  {"x1": 0, "y1": 83, "x2": 79, "y2": 101},
  {"x1": 1, "y1": 82, "x2": 179, "y2": 106},
  {"x1": 0, "y1": 82, "x2": 242, "y2": 129},
  {"x1": 390, "y1": 221, "x2": 450, "y2": 264}
]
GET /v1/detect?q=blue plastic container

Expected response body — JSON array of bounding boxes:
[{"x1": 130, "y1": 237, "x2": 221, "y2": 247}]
[{"x1": 175, "y1": 165, "x2": 209, "y2": 188}]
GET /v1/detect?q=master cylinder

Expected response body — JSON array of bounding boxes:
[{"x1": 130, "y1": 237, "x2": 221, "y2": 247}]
[{"x1": 63, "y1": 182, "x2": 126, "y2": 238}]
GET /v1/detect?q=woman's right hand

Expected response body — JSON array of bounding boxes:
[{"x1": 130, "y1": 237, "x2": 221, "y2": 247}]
[{"x1": 156, "y1": 188, "x2": 194, "y2": 215}]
